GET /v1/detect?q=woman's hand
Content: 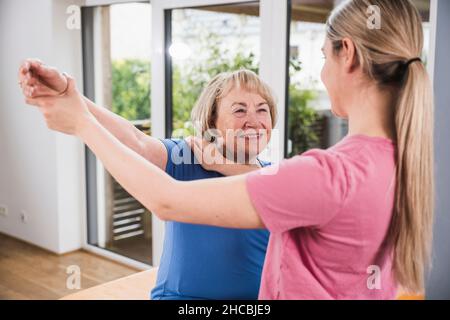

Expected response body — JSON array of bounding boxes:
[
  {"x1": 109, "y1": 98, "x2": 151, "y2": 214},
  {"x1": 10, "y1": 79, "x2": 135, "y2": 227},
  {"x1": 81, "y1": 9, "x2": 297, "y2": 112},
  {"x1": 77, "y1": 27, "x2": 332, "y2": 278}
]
[
  {"x1": 186, "y1": 136, "x2": 260, "y2": 176},
  {"x1": 18, "y1": 59, "x2": 68, "y2": 97},
  {"x1": 21, "y1": 73, "x2": 93, "y2": 136},
  {"x1": 187, "y1": 136, "x2": 228, "y2": 170}
]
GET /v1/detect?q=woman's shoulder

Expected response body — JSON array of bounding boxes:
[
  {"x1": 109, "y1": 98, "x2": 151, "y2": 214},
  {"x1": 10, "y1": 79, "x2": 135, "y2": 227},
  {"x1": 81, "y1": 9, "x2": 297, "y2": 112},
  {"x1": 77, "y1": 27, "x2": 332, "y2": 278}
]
[
  {"x1": 159, "y1": 138, "x2": 196, "y2": 175},
  {"x1": 160, "y1": 138, "x2": 187, "y2": 151},
  {"x1": 160, "y1": 138, "x2": 223, "y2": 179},
  {"x1": 160, "y1": 138, "x2": 194, "y2": 160}
]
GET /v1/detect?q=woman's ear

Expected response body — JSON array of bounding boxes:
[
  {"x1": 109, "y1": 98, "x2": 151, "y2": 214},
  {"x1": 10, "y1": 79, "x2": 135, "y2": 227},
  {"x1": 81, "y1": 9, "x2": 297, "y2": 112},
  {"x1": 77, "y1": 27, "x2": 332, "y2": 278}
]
[{"x1": 341, "y1": 38, "x2": 358, "y2": 72}]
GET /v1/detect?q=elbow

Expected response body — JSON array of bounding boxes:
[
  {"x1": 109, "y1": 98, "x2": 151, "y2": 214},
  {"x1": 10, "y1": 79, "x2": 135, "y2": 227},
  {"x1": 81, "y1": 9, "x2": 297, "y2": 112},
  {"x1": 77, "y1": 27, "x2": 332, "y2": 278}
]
[
  {"x1": 151, "y1": 202, "x2": 172, "y2": 222},
  {"x1": 144, "y1": 180, "x2": 176, "y2": 222}
]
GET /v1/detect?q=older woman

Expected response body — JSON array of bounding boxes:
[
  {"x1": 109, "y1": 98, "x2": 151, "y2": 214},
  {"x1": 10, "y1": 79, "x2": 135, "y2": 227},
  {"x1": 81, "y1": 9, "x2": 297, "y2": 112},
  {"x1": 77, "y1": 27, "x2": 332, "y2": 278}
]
[{"x1": 18, "y1": 63, "x2": 277, "y2": 300}]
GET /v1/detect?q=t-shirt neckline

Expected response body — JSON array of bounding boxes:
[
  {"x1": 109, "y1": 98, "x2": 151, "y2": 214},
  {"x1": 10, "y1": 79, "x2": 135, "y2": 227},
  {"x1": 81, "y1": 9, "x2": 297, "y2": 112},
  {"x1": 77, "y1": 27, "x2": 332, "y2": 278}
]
[{"x1": 344, "y1": 134, "x2": 396, "y2": 147}]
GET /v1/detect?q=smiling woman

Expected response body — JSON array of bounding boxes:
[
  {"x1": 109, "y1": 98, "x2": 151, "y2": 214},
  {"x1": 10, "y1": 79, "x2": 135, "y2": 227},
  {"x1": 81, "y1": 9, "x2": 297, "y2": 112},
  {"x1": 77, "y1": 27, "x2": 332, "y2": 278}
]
[
  {"x1": 190, "y1": 70, "x2": 277, "y2": 164},
  {"x1": 148, "y1": 70, "x2": 276, "y2": 300}
]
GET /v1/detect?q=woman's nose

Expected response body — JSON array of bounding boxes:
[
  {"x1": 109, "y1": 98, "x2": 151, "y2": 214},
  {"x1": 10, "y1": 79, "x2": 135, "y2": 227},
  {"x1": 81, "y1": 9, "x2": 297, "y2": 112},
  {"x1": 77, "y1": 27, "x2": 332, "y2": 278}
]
[{"x1": 244, "y1": 110, "x2": 259, "y2": 128}]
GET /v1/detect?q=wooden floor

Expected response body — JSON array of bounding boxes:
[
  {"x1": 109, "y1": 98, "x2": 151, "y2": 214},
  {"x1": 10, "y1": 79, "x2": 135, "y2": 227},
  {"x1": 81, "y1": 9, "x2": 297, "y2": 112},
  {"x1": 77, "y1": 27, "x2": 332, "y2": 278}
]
[{"x1": 0, "y1": 232, "x2": 139, "y2": 300}]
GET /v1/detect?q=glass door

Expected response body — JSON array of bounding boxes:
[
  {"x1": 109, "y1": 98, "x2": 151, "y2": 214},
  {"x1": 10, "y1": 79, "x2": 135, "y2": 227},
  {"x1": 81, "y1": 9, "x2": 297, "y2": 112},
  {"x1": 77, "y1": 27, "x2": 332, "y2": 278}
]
[
  {"x1": 82, "y1": 1, "x2": 153, "y2": 268},
  {"x1": 150, "y1": 0, "x2": 288, "y2": 265}
]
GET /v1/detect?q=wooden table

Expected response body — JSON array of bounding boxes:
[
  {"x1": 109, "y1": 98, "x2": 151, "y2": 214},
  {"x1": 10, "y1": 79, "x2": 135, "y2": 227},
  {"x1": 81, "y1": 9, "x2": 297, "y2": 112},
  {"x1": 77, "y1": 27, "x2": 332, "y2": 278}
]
[
  {"x1": 61, "y1": 266, "x2": 423, "y2": 300},
  {"x1": 61, "y1": 268, "x2": 158, "y2": 300}
]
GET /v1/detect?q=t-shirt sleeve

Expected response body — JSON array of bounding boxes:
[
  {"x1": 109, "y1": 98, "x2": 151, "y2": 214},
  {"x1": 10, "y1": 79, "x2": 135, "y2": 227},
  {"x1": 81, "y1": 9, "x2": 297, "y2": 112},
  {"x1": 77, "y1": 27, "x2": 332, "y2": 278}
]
[
  {"x1": 246, "y1": 149, "x2": 349, "y2": 233},
  {"x1": 160, "y1": 139, "x2": 178, "y2": 175},
  {"x1": 159, "y1": 138, "x2": 195, "y2": 177}
]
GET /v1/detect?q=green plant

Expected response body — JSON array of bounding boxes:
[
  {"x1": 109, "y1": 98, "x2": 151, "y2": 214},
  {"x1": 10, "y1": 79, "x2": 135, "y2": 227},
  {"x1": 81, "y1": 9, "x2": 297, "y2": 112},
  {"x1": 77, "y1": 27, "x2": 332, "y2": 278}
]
[
  {"x1": 171, "y1": 33, "x2": 258, "y2": 138},
  {"x1": 287, "y1": 59, "x2": 321, "y2": 156},
  {"x1": 111, "y1": 59, "x2": 151, "y2": 122},
  {"x1": 287, "y1": 84, "x2": 320, "y2": 156}
]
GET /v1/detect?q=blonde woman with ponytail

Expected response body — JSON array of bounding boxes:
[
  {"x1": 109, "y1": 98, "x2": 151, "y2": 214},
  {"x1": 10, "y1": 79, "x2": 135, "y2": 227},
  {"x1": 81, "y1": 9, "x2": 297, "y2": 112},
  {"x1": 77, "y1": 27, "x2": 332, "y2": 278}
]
[
  {"x1": 19, "y1": 0, "x2": 433, "y2": 299},
  {"x1": 325, "y1": 0, "x2": 434, "y2": 295}
]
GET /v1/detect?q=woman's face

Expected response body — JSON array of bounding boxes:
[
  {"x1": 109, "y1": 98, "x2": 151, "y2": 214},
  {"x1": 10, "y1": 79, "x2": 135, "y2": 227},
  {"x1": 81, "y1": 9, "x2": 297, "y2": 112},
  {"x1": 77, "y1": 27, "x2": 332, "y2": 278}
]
[
  {"x1": 321, "y1": 38, "x2": 348, "y2": 118},
  {"x1": 214, "y1": 87, "x2": 273, "y2": 162}
]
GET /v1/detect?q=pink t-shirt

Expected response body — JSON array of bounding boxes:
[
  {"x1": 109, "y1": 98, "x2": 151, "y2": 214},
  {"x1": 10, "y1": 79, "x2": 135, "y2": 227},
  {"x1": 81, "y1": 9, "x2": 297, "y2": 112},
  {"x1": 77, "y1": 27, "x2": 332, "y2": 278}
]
[{"x1": 246, "y1": 134, "x2": 398, "y2": 299}]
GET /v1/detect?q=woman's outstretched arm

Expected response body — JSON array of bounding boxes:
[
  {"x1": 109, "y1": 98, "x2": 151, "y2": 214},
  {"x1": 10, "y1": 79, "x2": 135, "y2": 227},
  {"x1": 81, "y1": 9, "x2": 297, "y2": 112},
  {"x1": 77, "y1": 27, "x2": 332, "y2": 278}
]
[
  {"x1": 78, "y1": 115, "x2": 265, "y2": 229},
  {"x1": 84, "y1": 98, "x2": 167, "y2": 170},
  {"x1": 21, "y1": 69, "x2": 264, "y2": 229},
  {"x1": 18, "y1": 59, "x2": 167, "y2": 170}
]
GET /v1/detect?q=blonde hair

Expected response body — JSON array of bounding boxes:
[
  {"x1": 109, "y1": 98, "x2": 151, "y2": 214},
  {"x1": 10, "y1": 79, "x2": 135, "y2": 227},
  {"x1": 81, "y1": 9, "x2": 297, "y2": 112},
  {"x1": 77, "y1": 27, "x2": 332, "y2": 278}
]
[
  {"x1": 190, "y1": 69, "x2": 277, "y2": 139},
  {"x1": 327, "y1": 0, "x2": 434, "y2": 293}
]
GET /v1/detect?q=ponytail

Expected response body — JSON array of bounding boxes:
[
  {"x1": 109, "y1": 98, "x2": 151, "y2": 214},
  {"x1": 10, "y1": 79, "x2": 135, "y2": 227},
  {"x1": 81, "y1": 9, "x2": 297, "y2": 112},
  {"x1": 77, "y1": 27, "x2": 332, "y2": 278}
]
[{"x1": 389, "y1": 61, "x2": 434, "y2": 293}]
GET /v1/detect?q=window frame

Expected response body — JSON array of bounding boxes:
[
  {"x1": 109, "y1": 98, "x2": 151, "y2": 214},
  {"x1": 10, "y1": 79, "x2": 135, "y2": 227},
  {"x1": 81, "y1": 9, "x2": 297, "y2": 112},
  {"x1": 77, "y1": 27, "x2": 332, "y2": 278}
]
[{"x1": 81, "y1": 2, "x2": 154, "y2": 270}]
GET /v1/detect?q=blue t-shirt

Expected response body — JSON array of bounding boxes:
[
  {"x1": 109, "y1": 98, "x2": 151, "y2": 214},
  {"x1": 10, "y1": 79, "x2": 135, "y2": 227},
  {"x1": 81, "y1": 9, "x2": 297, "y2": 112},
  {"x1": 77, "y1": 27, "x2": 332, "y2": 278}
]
[{"x1": 151, "y1": 139, "x2": 270, "y2": 300}]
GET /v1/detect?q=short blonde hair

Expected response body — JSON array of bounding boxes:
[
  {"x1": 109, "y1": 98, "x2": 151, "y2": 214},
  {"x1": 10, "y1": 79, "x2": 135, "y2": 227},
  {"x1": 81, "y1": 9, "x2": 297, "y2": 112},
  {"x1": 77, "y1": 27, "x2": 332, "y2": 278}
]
[{"x1": 190, "y1": 69, "x2": 277, "y2": 137}]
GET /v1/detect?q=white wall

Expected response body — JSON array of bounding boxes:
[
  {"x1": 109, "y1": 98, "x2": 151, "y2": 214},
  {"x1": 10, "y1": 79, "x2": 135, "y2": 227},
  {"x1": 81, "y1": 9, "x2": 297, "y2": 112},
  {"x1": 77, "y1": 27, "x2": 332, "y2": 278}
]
[{"x1": 0, "y1": 0, "x2": 85, "y2": 254}]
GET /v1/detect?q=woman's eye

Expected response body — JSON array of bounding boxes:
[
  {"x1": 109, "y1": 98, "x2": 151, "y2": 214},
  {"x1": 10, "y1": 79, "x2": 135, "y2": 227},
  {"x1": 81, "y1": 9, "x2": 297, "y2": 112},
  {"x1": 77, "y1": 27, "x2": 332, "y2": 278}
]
[
  {"x1": 234, "y1": 109, "x2": 246, "y2": 114},
  {"x1": 258, "y1": 108, "x2": 268, "y2": 113}
]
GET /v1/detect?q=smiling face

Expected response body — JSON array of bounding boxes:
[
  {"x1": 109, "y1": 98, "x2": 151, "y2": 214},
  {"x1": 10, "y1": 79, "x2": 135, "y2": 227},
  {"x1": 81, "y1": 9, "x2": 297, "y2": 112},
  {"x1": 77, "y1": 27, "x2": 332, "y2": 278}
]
[{"x1": 214, "y1": 86, "x2": 273, "y2": 162}]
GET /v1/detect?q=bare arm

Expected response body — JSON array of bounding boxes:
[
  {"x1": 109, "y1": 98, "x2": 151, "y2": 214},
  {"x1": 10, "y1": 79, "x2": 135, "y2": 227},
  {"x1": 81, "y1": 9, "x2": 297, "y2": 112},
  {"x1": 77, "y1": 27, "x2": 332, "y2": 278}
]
[
  {"x1": 84, "y1": 98, "x2": 167, "y2": 170},
  {"x1": 22, "y1": 75, "x2": 264, "y2": 229},
  {"x1": 18, "y1": 59, "x2": 167, "y2": 170},
  {"x1": 78, "y1": 116, "x2": 264, "y2": 229}
]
